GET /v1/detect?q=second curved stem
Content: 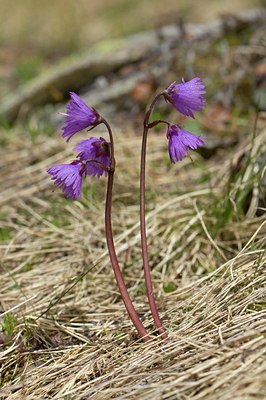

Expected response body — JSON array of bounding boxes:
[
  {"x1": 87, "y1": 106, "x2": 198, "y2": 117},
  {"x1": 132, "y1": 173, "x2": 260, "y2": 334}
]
[{"x1": 140, "y1": 93, "x2": 168, "y2": 339}]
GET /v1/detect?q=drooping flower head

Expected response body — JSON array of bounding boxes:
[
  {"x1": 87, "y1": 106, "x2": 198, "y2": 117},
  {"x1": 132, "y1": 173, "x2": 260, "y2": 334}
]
[
  {"x1": 164, "y1": 78, "x2": 206, "y2": 118},
  {"x1": 167, "y1": 124, "x2": 205, "y2": 163},
  {"x1": 47, "y1": 161, "x2": 85, "y2": 200},
  {"x1": 47, "y1": 137, "x2": 110, "y2": 199},
  {"x1": 74, "y1": 137, "x2": 111, "y2": 177},
  {"x1": 62, "y1": 92, "x2": 100, "y2": 141}
]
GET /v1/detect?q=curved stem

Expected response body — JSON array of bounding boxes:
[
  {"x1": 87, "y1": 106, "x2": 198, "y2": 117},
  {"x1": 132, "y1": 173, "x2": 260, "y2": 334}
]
[
  {"x1": 140, "y1": 93, "x2": 168, "y2": 339},
  {"x1": 102, "y1": 118, "x2": 150, "y2": 341}
]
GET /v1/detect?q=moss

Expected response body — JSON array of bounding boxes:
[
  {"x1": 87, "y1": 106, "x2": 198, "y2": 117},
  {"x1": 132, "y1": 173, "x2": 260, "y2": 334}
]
[
  {"x1": 0, "y1": 228, "x2": 11, "y2": 242},
  {"x1": 163, "y1": 282, "x2": 176, "y2": 293}
]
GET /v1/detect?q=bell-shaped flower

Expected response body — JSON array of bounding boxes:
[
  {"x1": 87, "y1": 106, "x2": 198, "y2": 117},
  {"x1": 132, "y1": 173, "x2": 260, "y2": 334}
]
[
  {"x1": 164, "y1": 78, "x2": 206, "y2": 118},
  {"x1": 61, "y1": 92, "x2": 100, "y2": 141},
  {"x1": 167, "y1": 124, "x2": 205, "y2": 163},
  {"x1": 74, "y1": 137, "x2": 111, "y2": 178},
  {"x1": 47, "y1": 161, "x2": 85, "y2": 200}
]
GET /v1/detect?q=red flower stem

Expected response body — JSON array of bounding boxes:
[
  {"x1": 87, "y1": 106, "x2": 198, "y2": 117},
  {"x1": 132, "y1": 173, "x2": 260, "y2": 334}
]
[
  {"x1": 101, "y1": 118, "x2": 150, "y2": 342},
  {"x1": 140, "y1": 92, "x2": 168, "y2": 339}
]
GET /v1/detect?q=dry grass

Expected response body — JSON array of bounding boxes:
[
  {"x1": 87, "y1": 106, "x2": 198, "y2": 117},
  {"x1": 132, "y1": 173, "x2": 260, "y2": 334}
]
[{"x1": 0, "y1": 123, "x2": 265, "y2": 399}]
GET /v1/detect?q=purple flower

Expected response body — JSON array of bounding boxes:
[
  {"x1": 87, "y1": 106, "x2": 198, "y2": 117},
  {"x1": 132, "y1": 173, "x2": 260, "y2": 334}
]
[
  {"x1": 62, "y1": 92, "x2": 100, "y2": 141},
  {"x1": 47, "y1": 161, "x2": 85, "y2": 200},
  {"x1": 74, "y1": 137, "x2": 111, "y2": 177},
  {"x1": 167, "y1": 124, "x2": 205, "y2": 163},
  {"x1": 164, "y1": 78, "x2": 206, "y2": 118}
]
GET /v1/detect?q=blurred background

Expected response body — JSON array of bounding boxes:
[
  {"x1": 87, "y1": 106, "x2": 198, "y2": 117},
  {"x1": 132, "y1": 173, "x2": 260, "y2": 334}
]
[{"x1": 0, "y1": 0, "x2": 263, "y2": 99}]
